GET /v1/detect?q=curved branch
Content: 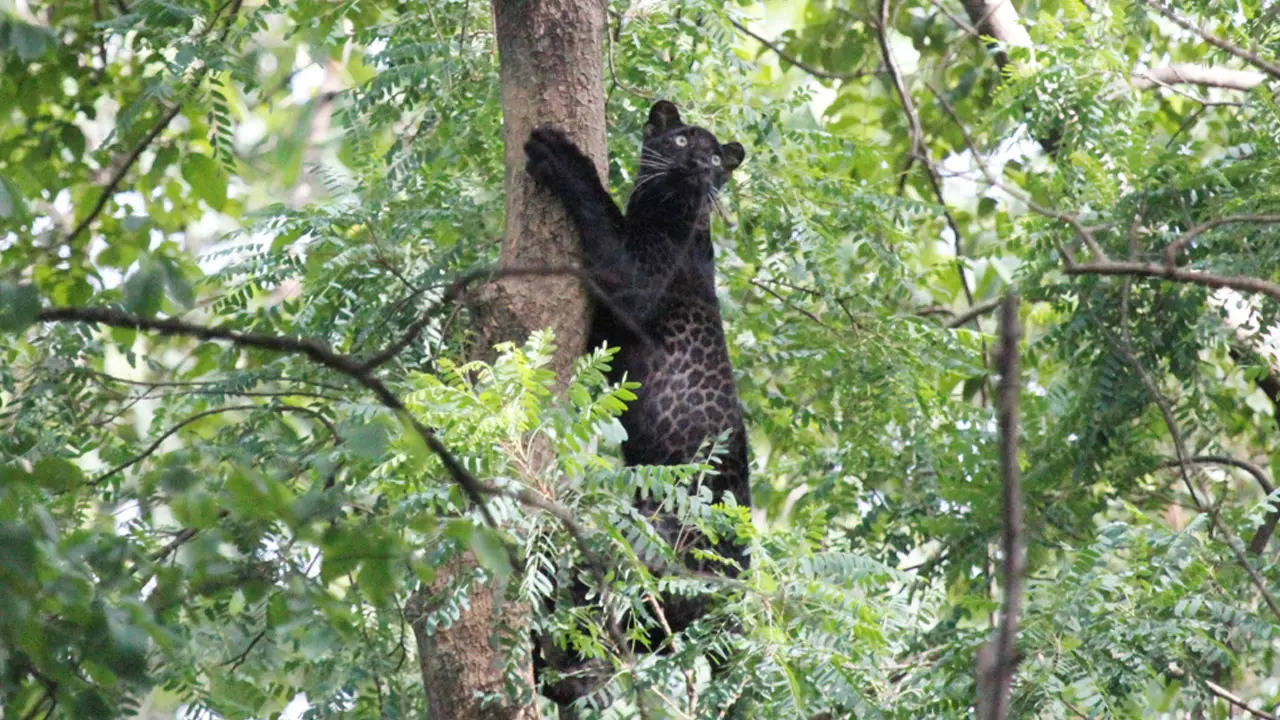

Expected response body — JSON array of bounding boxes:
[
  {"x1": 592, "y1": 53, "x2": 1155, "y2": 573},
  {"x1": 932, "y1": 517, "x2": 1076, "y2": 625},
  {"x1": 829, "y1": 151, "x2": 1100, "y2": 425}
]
[
  {"x1": 90, "y1": 404, "x2": 261, "y2": 486},
  {"x1": 88, "y1": 402, "x2": 338, "y2": 487},
  {"x1": 38, "y1": 306, "x2": 497, "y2": 528},
  {"x1": 1154, "y1": 455, "x2": 1274, "y2": 494},
  {"x1": 1162, "y1": 214, "x2": 1280, "y2": 266}
]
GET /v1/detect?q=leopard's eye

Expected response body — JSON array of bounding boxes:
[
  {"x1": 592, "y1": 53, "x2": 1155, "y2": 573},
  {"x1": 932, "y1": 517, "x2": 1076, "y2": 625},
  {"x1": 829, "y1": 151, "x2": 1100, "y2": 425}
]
[
  {"x1": 673, "y1": 135, "x2": 688, "y2": 147},
  {"x1": 711, "y1": 155, "x2": 722, "y2": 166}
]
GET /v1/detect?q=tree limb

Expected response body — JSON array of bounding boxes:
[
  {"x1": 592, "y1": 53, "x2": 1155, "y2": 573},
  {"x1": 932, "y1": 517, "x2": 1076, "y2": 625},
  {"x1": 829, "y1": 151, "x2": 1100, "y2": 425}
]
[
  {"x1": 1132, "y1": 63, "x2": 1268, "y2": 91},
  {"x1": 1064, "y1": 261, "x2": 1280, "y2": 305},
  {"x1": 976, "y1": 294, "x2": 1025, "y2": 720}
]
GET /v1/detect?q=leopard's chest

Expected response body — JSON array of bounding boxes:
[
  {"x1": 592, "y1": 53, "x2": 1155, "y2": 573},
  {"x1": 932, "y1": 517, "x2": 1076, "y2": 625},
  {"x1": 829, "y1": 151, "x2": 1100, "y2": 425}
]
[{"x1": 610, "y1": 299, "x2": 742, "y2": 463}]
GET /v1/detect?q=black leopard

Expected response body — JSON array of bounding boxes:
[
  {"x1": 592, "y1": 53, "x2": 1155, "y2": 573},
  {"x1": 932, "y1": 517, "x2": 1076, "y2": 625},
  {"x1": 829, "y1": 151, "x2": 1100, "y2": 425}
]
[{"x1": 524, "y1": 100, "x2": 750, "y2": 707}]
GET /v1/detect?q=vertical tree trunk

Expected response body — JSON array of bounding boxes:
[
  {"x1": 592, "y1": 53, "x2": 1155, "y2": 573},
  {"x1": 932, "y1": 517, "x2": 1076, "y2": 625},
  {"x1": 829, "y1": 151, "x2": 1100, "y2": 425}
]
[
  {"x1": 411, "y1": 1, "x2": 607, "y2": 717},
  {"x1": 488, "y1": 0, "x2": 607, "y2": 379}
]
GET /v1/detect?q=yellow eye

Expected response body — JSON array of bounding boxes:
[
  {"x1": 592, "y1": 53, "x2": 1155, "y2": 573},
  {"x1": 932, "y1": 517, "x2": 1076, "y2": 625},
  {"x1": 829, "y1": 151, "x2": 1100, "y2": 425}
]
[{"x1": 674, "y1": 135, "x2": 688, "y2": 147}]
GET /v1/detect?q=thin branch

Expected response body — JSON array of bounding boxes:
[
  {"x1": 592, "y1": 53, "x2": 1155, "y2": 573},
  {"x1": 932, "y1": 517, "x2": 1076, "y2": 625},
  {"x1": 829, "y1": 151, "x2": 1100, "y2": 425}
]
[
  {"x1": 1064, "y1": 261, "x2": 1280, "y2": 305},
  {"x1": 1155, "y1": 455, "x2": 1273, "y2": 495},
  {"x1": 947, "y1": 296, "x2": 1003, "y2": 329},
  {"x1": 877, "y1": 2, "x2": 975, "y2": 312},
  {"x1": 926, "y1": 82, "x2": 1106, "y2": 259},
  {"x1": 1132, "y1": 63, "x2": 1268, "y2": 91},
  {"x1": 223, "y1": 628, "x2": 267, "y2": 672},
  {"x1": 66, "y1": 0, "x2": 242, "y2": 244},
  {"x1": 976, "y1": 294, "x2": 1025, "y2": 720},
  {"x1": 1108, "y1": 286, "x2": 1280, "y2": 622},
  {"x1": 727, "y1": 16, "x2": 871, "y2": 81},
  {"x1": 1140, "y1": 1, "x2": 1280, "y2": 80},
  {"x1": 66, "y1": 103, "x2": 182, "y2": 244},
  {"x1": 1162, "y1": 214, "x2": 1280, "y2": 266},
  {"x1": 37, "y1": 306, "x2": 497, "y2": 528},
  {"x1": 1203, "y1": 678, "x2": 1277, "y2": 719},
  {"x1": 88, "y1": 404, "x2": 261, "y2": 486}
]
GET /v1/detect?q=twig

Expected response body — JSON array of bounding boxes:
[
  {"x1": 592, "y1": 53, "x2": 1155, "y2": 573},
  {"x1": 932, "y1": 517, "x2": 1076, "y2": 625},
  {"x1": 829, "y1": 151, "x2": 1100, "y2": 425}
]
[
  {"x1": 66, "y1": 103, "x2": 182, "y2": 244},
  {"x1": 88, "y1": 404, "x2": 261, "y2": 486},
  {"x1": 222, "y1": 628, "x2": 267, "y2": 672},
  {"x1": 66, "y1": 0, "x2": 242, "y2": 244},
  {"x1": 727, "y1": 17, "x2": 870, "y2": 81},
  {"x1": 975, "y1": 294, "x2": 1025, "y2": 720},
  {"x1": 1154, "y1": 455, "x2": 1273, "y2": 495},
  {"x1": 947, "y1": 297, "x2": 1003, "y2": 329}
]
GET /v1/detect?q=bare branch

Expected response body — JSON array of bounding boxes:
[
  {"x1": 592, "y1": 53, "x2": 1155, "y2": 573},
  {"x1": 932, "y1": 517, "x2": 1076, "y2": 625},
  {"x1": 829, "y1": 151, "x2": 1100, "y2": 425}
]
[
  {"x1": 1140, "y1": 1, "x2": 1280, "y2": 80},
  {"x1": 1155, "y1": 455, "x2": 1274, "y2": 495},
  {"x1": 976, "y1": 294, "x2": 1025, "y2": 720},
  {"x1": 1132, "y1": 63, "x2": 1268, "y2": 91},
  {"x1": 89, "y1": 404, "x2": 260, "y2": 486},
  {"x1": 1202, "y1": 678, "x2": 1277, "y2": 719}
]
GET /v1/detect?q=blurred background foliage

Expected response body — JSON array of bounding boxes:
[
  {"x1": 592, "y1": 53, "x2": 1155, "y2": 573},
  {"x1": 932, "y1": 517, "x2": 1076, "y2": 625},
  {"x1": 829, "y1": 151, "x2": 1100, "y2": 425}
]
[{"x1": 1, "y1": 0, "x2": 1279, "y2": 717}]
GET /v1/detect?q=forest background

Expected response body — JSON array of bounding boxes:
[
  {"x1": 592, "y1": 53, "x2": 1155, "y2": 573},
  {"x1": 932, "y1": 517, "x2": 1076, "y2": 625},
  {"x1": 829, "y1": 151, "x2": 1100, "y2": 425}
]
[{"x1": 2, "y1": 0, "x2": 1279, "y2": 718}]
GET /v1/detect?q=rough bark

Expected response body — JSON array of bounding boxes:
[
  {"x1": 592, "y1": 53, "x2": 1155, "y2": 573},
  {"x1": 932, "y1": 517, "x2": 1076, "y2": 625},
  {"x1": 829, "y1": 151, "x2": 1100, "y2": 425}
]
[
  {"x1": 409, "y1": 553, "x2": 538, "y2": 720},
  {"x1": 485, "y1": 0, "x2": 607, "y2": 382},
  {"x1": 410, "y1": 0, "x2": 607, "y2": 717}
]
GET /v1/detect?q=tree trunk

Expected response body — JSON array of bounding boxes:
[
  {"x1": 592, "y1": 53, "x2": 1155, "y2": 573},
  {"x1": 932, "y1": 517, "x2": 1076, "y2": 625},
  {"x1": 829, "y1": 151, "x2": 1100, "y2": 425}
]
[{"x1": 410, "y1": 0, "x2": 607, "y2": 717}]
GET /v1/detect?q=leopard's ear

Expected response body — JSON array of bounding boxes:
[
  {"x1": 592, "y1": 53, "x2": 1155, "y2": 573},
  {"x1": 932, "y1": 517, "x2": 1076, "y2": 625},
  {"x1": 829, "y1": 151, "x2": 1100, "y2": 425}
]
[
  {"x1": 721, "y1": 142, "x2": 745, "y2": 172},
  {"x1": 643, "y1": 100, "x2": 683, "y2": 138}
]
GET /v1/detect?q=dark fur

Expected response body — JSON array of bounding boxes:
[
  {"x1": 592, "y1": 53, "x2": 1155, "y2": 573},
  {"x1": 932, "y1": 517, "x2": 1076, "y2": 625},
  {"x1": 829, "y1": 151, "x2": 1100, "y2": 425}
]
[{"x1": 524, "y1": 101, "x2": 750, "y2": 708}]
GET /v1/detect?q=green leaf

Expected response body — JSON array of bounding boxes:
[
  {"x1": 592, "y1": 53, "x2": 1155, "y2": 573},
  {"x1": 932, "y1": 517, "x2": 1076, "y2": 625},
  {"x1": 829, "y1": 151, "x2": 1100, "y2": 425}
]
[
  {"x1": 0, "y1": 283, "x2": 39, "y2": 333},
  {"x1": 469, "y1": 525, "x2": 511, "y2": 580},
  {"x1": 160, "y1": 257, "x2": 195, "y2": 309},
  {"x1": 10, "y1": 22, "x2": 52, "y2": 61},
  {"x1": 180, "y1": 153, "x2": 228, "y2": 211},
  {"x1": 32, "y1": 457, "x2": 83, "y2": 491},
  {"x1": 123, "y1": 261, "x2": 165, "y2": 316},
  {"x1": 347, "y1": 419, "x2": 390, "y2": 460},
  {"x1": 0, "y1": 175, "x2": 20, "y2": 218}
]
